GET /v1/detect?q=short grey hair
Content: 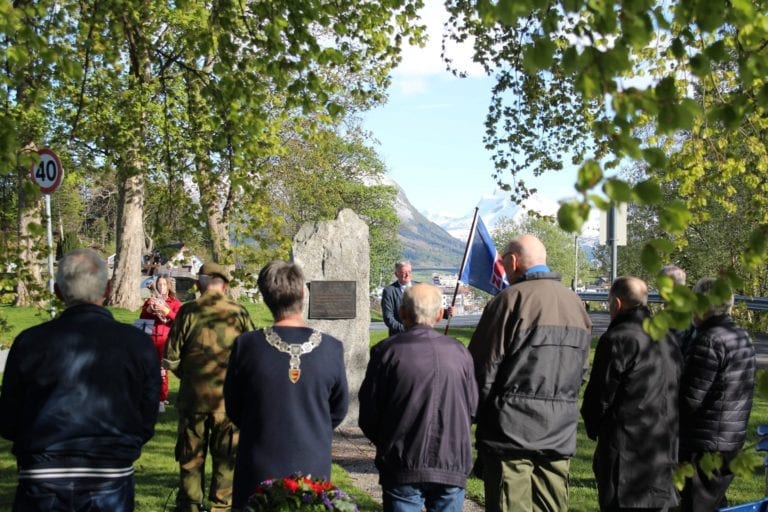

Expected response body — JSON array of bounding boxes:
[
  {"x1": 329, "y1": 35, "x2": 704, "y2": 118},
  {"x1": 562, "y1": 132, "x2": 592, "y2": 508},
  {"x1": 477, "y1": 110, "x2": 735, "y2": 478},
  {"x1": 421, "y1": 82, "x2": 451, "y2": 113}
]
[
  {"x1": 661, "y1": 264, "x2": 687, "y2": 286},
  {"x1": 56, "y1": 249, "x2": 109, "y2": 306},
  {"x1": 401, "y1": 283, "x2": 442, "y2": 327},
  {"x1": 395, "y1": 260, "x2": 412, "y2": 271},
  {"x1": 693, "y1": 277, "x2": 734, "y2": 317}
]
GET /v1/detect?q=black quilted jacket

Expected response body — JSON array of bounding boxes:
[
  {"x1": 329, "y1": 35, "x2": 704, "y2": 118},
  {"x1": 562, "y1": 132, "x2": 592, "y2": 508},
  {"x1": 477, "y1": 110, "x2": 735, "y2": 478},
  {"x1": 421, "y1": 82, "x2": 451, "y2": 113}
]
[{"x1": 679, "y1": 314, "x2": 756, "y2": 454}]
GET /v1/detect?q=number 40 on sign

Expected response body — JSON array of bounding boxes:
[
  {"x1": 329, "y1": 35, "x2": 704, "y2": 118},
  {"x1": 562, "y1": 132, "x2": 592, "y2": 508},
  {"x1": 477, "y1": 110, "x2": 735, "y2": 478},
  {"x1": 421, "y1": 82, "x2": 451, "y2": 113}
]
[{"x1": 30, "y1": 148, "x2": 63, "y2": 194}]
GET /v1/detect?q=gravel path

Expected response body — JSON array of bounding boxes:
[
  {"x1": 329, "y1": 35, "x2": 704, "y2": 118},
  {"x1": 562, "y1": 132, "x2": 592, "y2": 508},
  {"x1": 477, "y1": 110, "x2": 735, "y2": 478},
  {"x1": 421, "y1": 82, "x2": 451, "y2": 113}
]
[{"x1": 332, "y1": 427, "x2": 484, "y2": 511}]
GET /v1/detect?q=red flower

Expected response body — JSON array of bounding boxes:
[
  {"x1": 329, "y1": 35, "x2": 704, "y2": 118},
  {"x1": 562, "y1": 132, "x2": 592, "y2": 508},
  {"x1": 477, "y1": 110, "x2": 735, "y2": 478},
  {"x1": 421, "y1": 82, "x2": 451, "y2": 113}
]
[{"x1": 282, "y1": 477, "x2": 299, "y2": 492}]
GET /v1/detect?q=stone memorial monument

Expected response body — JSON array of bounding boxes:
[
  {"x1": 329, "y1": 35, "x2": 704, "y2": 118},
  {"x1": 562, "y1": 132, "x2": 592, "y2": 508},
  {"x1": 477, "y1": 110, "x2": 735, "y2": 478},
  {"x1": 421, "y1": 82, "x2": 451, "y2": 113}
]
[{"x1": 293, "y1": 208, "x2": 370, "y2": 427}]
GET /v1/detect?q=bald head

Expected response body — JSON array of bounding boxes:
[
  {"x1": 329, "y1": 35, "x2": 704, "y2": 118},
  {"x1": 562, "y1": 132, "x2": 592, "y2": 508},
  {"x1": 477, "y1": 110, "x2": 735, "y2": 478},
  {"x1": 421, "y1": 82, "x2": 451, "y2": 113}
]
[
  {"x1": 502, "y1": 234, "x2": 547, "y2": 281},
  {"x1": 400, "y1": 283, "x2": 444, "y2": 328},
  {"x1": 609, "y1": 276, "x2": 648, "y2": 318}
]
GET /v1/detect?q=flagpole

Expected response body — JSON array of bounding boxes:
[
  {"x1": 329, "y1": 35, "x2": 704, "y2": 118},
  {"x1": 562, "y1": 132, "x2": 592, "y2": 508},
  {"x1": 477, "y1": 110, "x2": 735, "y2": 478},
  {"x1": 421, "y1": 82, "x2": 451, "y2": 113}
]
[{"x1": 444, "y1": 207, "x2": 480, "y2": 335}]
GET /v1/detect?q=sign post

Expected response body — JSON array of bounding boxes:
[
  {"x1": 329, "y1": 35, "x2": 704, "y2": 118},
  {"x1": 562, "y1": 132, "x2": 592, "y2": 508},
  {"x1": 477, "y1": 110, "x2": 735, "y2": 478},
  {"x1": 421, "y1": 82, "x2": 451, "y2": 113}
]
[{"x1": 30, "y1": 149, "x2": 63, "y2": 318}]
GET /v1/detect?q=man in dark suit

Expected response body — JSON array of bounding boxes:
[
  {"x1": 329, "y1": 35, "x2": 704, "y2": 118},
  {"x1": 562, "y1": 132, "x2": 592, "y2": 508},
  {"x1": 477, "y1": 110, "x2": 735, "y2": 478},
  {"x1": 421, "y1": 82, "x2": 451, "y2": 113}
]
[{"x1": 381, "y1": 260, "x2": 413, "y2": 336}]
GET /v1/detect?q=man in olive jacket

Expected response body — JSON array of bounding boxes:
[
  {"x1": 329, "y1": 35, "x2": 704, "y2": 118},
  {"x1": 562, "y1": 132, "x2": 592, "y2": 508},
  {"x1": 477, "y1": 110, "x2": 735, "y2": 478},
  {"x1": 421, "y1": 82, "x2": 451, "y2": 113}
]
[
  {"x1": 468, "y1": 234, "x2": 592, "y2": 512},
  {"x1": 581, "y1": 276, "x2": 682, "y2": 511}
]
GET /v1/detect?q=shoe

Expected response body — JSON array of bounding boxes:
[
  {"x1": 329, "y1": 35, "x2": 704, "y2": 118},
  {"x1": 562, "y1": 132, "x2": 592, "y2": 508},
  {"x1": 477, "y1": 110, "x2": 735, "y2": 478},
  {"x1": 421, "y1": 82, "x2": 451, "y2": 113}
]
[{"x1": 159, "y1": 402, "x2": 166, "y2": 412}]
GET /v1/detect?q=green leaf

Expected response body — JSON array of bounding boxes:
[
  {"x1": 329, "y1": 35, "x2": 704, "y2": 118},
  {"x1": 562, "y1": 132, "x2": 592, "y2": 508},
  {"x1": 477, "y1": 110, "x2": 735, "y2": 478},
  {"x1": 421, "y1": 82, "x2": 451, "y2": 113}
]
[
  {"x1": 695, "y1": 0, "x2": 725, "y2": 32},
  {"x1": 633, "y1": 179, "x2": 663, "y2": 204},
  {"x1": 659, "y1": 201, "x2": 692, "y2": 234},
  {"x1": 603, "y1": 178, "x2": 632, "y2": 202},
  {"x1": 640, "y1": 243, "x2": 663, "y2": 274},
  {"x1": 589, "y1": 194, "x2": 611, "y2": 211},
  {"x1": 647, "y1": 237, "x2": 675, "y2": 254},
  {"x1": 729, "y1": 450, "x2": 760, "y2": 480},
  {"x1": 326, "y1": 102, "x2": 344, "y2": 118},
  {"x1": 643, "y1": 314, "x2": 669, "y2": 341},
  {"x1": 642, "y1": 148, "x2": 667, "y2": 169},
  {"x1": 671, "y1": 38, "x2": 686, "y2": 59},
  {"x1": 689, "y1": 53, "x2": 710, "y2": 77},
  {"x1": 699, "y1": 453, "x2": 723, "y2": 479},
  {"x1": 557, "y1": 201, "x2": 588, "y2": 233},
  {"x1": 523, "y1": 38, "x2": 556, "y2": 73},
  {"x1": 576, "y1": 160, "x2": 603, "y2": 192},
  {"x1": 674, "y1": 463, "x2": 695, "y2": 491}
]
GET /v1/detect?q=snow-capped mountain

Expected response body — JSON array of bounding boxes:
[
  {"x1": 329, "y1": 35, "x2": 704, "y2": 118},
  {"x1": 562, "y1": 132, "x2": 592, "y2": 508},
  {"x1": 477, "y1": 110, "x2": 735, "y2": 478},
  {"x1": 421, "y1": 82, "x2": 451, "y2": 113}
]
[
  {"x1": 374, "y1": 176, "x2": 601, "y2": 269},
  {"x1": 424, "y1": 191, "x2": 561, "y2": 241},
  {"x1": 422, "y1": 190, "x2": 602, "y2": 253}
]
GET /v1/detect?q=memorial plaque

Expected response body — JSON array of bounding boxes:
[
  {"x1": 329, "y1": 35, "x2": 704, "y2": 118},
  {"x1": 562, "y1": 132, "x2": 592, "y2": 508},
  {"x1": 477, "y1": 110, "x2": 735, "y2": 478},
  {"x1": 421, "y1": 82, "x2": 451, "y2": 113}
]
[{"x1": 308, "y1": 281, "x2": 356, "y2": 319}]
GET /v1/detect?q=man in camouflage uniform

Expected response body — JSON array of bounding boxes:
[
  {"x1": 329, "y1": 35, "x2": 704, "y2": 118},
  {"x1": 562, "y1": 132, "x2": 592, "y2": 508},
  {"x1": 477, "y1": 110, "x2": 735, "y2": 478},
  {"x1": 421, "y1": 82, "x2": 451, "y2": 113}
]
[{"x1": 165, "y1": 262, "x2": 255, "y2": 512}]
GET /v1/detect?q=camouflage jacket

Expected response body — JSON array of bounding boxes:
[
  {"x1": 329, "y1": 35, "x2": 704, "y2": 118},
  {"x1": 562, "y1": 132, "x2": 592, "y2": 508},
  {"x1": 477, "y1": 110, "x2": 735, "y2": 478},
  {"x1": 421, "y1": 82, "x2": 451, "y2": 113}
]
[{"x1": 165, "y1": 291, "x2": 255, "y2": 413}]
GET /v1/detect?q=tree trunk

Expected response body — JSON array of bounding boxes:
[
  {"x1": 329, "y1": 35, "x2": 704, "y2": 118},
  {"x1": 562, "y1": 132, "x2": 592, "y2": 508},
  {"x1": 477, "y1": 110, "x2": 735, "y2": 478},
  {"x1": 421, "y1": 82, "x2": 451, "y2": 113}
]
[
  {"x1": 15, "y1": 181, "x2": 45, "y2": 307},
  {"x1": 109, "y1": 8, "x2": 152, "y2": 310},
  {"x1": 109, "y1": 171, "x2": 144, "y2": 309}
]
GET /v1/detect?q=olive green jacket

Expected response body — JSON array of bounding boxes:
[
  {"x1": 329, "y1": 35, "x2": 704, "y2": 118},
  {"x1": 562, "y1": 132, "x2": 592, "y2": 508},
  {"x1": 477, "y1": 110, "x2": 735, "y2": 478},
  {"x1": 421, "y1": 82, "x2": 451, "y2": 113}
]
[{"x1": 165, "y1": 291, "x2": 255, "y2": 413}]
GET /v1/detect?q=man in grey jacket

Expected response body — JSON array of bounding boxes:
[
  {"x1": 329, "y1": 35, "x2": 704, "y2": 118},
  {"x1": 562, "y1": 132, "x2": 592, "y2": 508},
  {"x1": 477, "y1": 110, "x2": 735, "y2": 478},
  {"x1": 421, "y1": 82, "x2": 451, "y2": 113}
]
[
  {"x1": 359, "y1": 283, "x2": 478, "y2": 512},
  {"x1": 468, "y1": 234, "x2": 592, "y2": 512}
]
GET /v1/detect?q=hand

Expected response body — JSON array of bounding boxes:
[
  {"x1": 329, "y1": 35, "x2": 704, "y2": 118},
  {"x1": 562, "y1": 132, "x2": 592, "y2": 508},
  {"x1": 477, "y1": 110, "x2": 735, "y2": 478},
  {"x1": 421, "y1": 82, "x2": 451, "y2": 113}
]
[{"x1": 444, "y1": 306, "x2": 454, "y2": 318}]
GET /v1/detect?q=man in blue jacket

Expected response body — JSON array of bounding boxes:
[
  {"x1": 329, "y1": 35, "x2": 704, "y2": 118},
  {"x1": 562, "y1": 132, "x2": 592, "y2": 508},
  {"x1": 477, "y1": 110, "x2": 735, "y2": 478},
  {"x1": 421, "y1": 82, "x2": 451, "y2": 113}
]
[
  {"x1": 359, "y1": 283, "x2": 478, "y2": 512},
  {"x1": 0, "y1": 249, "x2": 160, "y2": 512}
]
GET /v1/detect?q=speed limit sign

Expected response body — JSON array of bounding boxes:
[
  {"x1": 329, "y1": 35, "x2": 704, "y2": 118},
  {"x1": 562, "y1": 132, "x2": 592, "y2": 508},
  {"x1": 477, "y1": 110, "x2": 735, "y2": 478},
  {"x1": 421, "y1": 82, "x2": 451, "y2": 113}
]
[{"x1": 30, "y1": 148, "x2": 63, "y2": 194}]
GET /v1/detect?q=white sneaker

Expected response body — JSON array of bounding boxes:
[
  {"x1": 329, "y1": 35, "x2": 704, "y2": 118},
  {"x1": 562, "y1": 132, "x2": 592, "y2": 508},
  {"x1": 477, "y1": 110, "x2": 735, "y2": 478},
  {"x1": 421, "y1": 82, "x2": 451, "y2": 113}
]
[{"x1": 159, "y1": 402, "x2": 166, "y2": 413}]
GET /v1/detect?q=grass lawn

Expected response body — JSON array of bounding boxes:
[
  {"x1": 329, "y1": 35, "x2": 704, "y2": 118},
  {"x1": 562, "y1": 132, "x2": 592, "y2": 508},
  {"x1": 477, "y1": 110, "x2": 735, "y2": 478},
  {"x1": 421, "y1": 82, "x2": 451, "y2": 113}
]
[{"x1": 1, "y1": 306, "x2": 767, "y2": 510}]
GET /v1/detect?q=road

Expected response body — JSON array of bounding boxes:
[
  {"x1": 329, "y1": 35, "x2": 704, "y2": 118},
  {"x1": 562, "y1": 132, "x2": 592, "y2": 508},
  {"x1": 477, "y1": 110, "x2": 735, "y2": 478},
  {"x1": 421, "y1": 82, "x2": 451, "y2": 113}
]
[{"x1": 373, "y1": 311, "x2": 768, "y2": 368}]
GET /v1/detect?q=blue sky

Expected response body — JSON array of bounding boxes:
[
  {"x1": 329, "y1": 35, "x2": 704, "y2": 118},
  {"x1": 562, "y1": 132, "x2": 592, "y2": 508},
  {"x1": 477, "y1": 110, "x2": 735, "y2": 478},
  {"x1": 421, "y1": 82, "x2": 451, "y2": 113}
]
[{"x1": 361, "y1": 0, "x2": 579, "y2": 218}]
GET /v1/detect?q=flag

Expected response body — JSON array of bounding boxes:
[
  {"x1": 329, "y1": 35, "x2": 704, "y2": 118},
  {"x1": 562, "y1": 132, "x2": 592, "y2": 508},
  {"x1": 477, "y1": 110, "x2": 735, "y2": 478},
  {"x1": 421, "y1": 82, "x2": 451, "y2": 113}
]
[{"x1": 459, "y1": 214, "x2": 509, "y2": 295}]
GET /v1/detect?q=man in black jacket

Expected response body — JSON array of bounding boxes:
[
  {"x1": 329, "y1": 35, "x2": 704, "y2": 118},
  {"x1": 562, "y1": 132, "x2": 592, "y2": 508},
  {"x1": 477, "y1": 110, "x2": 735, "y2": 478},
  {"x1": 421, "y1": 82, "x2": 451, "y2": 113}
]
[
  {"x1": 679, "y1": 277, "x2": 756, "y2": 512},
  {"x1": 581, "y1": 276, "x2": 682, "y2": 511},
  {"x1": 359, "y1": 283, "x2": 478, "y2": 512},
  {"x1": 0, "y1": 249, "x2": 160, "y2": 512}
]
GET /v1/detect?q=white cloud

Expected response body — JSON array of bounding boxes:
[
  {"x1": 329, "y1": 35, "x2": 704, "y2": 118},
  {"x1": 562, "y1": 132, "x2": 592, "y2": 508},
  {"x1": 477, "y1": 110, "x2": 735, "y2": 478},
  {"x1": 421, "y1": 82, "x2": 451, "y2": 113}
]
[{"x1": 393, "y1": 0, "x2": 485, "y2": 95}]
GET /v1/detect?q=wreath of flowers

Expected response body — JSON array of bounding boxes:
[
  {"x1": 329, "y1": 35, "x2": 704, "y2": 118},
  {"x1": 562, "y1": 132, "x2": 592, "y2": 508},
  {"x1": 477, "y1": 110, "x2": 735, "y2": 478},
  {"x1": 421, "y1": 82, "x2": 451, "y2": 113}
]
[{"x1": 245, "y1": 473, "x2": 358, "y2": 512}]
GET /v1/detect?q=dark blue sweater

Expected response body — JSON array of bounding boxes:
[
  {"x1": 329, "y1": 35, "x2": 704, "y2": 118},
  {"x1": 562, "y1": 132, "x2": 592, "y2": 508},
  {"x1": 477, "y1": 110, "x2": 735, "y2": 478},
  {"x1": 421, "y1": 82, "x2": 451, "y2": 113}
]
[{"x1": 224, "y1": 326, "x2": 349, "y2": 508}]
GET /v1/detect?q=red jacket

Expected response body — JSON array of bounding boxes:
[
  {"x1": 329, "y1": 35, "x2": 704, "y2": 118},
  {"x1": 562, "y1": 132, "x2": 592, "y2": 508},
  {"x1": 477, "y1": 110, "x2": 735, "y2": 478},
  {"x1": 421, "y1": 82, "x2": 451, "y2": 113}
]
[{"x1": 140, "y1": 295, "x2": 182, "y2": 353}]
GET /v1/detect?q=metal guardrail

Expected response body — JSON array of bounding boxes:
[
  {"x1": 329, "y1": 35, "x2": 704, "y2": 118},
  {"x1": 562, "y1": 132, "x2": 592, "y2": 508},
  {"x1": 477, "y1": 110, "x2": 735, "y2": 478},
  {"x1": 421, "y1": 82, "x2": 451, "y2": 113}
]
[{"x1": 577, "y1": 292, "x2": 768, "y2": 312}]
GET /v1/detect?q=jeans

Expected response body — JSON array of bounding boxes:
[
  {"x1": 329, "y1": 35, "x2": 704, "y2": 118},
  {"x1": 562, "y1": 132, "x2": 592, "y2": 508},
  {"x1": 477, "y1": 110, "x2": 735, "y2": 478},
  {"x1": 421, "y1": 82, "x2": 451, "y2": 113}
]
[
  {"x1": 382, "y1": 483, "x2": 465, "y2": 512},
  {"x1": 13, "y1": 476, "x2": 135, "y2": 512}
]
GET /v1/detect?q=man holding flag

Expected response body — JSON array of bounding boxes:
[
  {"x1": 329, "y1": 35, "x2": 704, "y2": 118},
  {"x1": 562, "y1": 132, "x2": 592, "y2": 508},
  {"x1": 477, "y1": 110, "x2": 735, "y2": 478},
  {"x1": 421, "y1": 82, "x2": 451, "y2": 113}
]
[{"x1": 467, "y1": 234, "x2": 591, "y2": 512}]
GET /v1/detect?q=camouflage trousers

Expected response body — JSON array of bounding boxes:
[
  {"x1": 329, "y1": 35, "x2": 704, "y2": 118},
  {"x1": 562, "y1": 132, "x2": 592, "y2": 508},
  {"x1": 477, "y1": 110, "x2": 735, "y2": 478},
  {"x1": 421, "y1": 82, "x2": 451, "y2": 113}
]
[{"x1": 175, "y1": 411, "x2": 239, "y2": 512}]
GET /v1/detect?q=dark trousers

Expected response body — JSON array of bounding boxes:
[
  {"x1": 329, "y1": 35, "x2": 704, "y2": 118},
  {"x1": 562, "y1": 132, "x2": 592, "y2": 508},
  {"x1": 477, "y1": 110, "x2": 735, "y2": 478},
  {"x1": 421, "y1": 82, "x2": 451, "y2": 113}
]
[
  {"x1": 679, "y1": 451, "x2": 736, "y2": 512},
  {"x1": 13, "y1": 476, "x2": 134, "y2": 512}
]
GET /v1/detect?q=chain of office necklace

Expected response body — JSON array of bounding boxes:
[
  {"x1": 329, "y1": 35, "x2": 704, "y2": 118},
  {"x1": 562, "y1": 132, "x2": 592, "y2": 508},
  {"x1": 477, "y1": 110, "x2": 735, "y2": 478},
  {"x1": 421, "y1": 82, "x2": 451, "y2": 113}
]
[{"x1": 264, "y1": 327, "x2": 322, "y2": 384}]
